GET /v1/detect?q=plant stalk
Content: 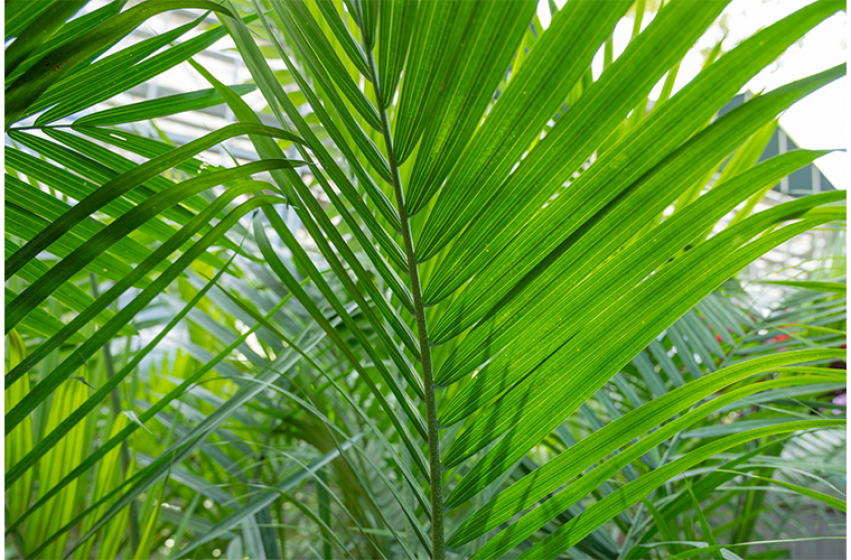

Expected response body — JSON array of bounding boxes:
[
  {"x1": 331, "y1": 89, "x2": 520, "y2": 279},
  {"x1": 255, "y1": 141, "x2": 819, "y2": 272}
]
[{"x1": 364, "y1": 49, "x2": 445, "y2": 560}]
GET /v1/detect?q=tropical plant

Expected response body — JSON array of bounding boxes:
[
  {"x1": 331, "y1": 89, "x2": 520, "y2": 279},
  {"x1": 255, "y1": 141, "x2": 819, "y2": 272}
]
[{"x1": 4, "y1": 0, "x2": 847, "y2": 559}]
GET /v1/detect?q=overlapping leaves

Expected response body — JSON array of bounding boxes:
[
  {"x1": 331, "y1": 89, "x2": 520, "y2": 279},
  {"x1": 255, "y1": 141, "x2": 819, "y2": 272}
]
[{"x1": 5, "y1": 0, "x2": 846, "y2": 559}]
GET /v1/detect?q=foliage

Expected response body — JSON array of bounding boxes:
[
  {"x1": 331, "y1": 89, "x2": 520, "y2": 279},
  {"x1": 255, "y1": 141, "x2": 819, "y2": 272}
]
[{"x1": 4, "y1": 0, "x2": 847, "y2": 559}]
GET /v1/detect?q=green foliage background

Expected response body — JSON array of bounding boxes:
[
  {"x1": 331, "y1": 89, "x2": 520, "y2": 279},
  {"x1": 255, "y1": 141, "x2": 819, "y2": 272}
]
[{"x1": 4, "y1": 0, "x2": 847, "y2": 559}]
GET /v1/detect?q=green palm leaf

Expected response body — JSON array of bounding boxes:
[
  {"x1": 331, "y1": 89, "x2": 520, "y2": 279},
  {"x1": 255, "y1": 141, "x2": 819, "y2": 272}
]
[{"x1": 6, "y1": 1, "x2": 845, "y2": 559}]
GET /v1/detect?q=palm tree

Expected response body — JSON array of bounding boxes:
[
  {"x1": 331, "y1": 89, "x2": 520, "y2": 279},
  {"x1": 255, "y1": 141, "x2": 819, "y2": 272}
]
[{"x1": 4, "y1": 0, "x2": 846, "y2": 558}]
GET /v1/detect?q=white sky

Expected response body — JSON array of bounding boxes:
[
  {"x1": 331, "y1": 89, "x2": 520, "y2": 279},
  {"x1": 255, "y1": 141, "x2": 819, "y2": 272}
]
[{"x1": 539, "y1": 0, "x2": 848, "y2": 190}]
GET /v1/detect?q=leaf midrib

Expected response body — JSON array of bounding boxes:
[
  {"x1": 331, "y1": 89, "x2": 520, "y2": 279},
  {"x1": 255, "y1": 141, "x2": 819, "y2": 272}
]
[{"x1": 363, "y1": 33, "x2": 446, "y2": 560}]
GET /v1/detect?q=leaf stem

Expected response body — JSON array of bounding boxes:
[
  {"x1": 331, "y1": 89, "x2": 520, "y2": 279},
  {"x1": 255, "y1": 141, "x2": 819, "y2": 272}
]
[{"x1": 364, "y1": 47, "x2": 446, "y2": 560}]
